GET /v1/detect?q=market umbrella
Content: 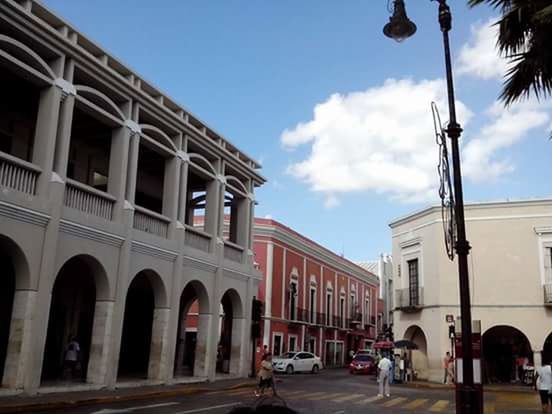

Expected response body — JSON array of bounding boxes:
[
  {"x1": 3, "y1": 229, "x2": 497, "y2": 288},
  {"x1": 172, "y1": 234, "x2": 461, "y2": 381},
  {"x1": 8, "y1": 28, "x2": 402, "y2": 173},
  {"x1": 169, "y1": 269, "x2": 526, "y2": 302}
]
[
  {"x1": 373, "y1": 340, "x2": 394, "y2": 350},
  {"x1": 394, "y1": 339, "x2": 419, "y2": 350}
]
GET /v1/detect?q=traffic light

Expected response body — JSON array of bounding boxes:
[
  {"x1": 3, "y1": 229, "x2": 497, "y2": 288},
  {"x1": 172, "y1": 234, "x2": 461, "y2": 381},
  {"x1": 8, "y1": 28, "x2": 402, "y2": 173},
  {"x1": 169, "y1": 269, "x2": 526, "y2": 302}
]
[
  {"x1": 448, "y1": 324, "x2": 455, "y2": 339},
  {"x1": 252, "y1": 299, "x2": 263, "y2": 322}
]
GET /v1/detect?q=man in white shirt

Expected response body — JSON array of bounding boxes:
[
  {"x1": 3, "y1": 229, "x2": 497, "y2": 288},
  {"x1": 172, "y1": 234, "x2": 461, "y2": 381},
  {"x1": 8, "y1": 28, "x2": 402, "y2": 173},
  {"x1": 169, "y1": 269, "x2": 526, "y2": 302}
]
[
  {"x1": 536, "y1": 360, "x2": 552, "y2": 414},
  {"x1": 377, "y1": 354, "x2": 392, "y2": 397}
]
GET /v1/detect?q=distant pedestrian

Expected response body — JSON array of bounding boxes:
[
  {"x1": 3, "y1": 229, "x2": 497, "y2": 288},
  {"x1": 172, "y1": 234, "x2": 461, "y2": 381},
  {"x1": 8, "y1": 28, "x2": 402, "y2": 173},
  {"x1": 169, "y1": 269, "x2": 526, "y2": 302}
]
[
  {"x1": 446, "y1": 355, "x2": 455, "y2": 385},
  {"x1": 63, "y1": 337, "x2": 80, "y2": 380},
  {"x1": 255, "y1": 352, "x2": 276, "y2": 397},
  {"x1": 377, "y1": 354, "x2": 392, "y2": 397},
  {"x1": 348, "y1": 349, "x2": 355, "y2": 363},
  {"x1": 443, "y1": 352, "x2": 451, "y2": 383},
  {"x1": 535, "y1": 360, "x2": 552, "y2": 414}
]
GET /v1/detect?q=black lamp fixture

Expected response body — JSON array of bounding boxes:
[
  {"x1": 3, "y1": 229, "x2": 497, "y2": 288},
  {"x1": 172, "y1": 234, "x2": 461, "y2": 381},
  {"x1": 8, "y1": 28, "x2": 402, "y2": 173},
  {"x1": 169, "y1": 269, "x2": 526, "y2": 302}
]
[
  {"x1": 383, "y1": 0, "x2": 417, "y2": 42},
  {"x1": 383, "y1": 1, "x2": 482, "y2": 414}
]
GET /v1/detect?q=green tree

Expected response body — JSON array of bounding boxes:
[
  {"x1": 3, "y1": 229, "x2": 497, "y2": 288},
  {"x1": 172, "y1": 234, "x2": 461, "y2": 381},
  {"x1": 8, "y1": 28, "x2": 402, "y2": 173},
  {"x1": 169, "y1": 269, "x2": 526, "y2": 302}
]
[{"x1": 468, "y1": 0, "x2": 552, "y2": 105}]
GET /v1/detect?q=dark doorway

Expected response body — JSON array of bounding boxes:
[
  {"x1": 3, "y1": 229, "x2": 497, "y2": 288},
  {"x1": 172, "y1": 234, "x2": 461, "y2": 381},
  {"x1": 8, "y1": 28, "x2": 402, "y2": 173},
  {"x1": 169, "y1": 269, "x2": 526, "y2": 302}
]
[
  {"x1": 482, "y1": 325, "x2": 532, "y2": 384},
  {"x1": 41, "y1": 258, "x2": 96, "y2": 383},
  {"x1": 0, "y1": 249, "x2": 16, "y2": 383},
  {"x1": 174, "y1": 284, "x2": 200, "y2": 377},
  {"x1": 543, "y1": 332, "x2": 552, "y2": 367},
  {"x1": 118, "y1": 272, "x2": 154, "y2": 379}
]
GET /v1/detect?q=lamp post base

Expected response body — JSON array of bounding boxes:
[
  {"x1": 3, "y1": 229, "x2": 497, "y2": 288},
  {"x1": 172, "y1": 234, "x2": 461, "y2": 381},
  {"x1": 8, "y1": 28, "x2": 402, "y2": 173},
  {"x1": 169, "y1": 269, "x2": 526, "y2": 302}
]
[{"x1": 456, "y1": 385, "x2": 483, "y2": 414}]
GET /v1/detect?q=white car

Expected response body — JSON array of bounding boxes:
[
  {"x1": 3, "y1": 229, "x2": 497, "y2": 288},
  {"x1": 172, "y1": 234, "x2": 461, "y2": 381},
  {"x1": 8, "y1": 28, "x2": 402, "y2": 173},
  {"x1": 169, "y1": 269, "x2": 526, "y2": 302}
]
[{"x1": 272, "y1": 351, "x2": 323, "y2": 374}]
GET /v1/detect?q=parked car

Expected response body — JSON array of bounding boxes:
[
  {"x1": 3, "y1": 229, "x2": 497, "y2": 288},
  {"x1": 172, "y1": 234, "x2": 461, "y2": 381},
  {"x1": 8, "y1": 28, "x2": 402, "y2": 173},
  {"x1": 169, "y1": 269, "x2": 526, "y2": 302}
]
[
  {"x1": 272, "y1": 352, "x2": 323, "y2": 374},
  {"x1": 349, "y1": 354, "x2": 376, "y2": 375}
]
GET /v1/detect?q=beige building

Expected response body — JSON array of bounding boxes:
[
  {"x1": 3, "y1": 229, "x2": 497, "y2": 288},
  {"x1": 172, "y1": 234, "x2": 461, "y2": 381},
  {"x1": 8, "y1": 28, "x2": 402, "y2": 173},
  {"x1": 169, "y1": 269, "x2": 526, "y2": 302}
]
[
  {"x1": 0, "y1": 0, "x2": 265, "y2": 394},
  {"x1": 390, "y1": 199, "x2": 552, "y2": 383}
]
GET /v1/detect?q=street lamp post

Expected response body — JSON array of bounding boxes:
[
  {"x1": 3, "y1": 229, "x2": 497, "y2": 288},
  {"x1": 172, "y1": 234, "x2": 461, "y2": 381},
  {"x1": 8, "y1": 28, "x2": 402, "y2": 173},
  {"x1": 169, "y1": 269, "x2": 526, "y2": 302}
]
[{"x1": 383, "y1": 1, "x2": 481, "y2": 413}]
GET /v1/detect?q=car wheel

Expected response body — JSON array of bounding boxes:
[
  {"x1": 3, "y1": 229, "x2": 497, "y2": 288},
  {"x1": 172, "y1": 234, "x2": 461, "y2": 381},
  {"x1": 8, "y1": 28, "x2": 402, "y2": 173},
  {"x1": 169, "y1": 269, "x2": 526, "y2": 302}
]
[
  {"x1": 312, "y1": 365, "x2": 319, "y2": 374},
  {"x1": 286, "y1": 365, "x2": 294, "y2": 375}
]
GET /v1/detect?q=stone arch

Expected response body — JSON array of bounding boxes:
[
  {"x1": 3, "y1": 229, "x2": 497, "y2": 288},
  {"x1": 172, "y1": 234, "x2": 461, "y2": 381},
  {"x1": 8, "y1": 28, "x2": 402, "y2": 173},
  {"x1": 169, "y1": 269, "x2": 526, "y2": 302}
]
[
  {"x1": 174, "y1": 280, "x2": 211, "y2": 378},
  {"x1": 225, "y1": 175, "x2": 248, "y2": 195},
  {"x1": 75, "y1": 85, "x2": 125, "y2": 121},
  {"x1": 188, "y1": 153, "x2": 217, "y2": 177},
  {"x1": 482, "y1": 325, "x2": 533, "y2": 384},
  {"x1": 118, "y1": 269, "x2": 168, "y2": 380},
  {"x1": 0, "y1": 34, "x2": 55, "y2": 81},
  {"x1": 403, "y1": 325, "x2": 429, "y2": 379},
  {"x1": 0, "y1": 235, "x2": 31, "y2": 386},
  {"x1": 140, "y1": 124, "x2": 178, "y2": 153},
  {"x1": 41, "y1": 254, "x2": 109, "y2": 383},
  {"x1": 543, "y1": 331, "x2": 552, "y2": 366}
]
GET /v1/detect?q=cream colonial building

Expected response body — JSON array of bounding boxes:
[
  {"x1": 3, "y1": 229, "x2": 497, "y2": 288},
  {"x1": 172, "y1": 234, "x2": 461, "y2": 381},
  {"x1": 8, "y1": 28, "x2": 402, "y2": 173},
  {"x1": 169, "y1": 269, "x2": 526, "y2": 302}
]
[
  {"x1": 0, "y1": 0, "x2": 265, "y2": 394},
  {"x1": 390, "y1": 198, "x2": 552, "y2": 383}
]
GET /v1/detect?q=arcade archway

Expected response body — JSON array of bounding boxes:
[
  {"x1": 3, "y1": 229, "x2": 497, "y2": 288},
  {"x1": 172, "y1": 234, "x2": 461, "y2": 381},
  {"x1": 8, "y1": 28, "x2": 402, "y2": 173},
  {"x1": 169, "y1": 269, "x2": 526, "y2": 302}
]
[
  {"x1": 217, "y1": 289, "x2": 244, "y2": 375},
  {"x1": 403, "y1": 325, "x2": 429, "y2": 379}
]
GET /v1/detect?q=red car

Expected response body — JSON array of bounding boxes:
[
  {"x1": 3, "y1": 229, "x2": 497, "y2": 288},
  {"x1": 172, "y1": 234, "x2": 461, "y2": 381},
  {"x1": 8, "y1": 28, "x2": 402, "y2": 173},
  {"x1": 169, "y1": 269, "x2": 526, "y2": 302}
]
[{"x1": 349, "y1": 354, "x2": 376, "y2": 375}]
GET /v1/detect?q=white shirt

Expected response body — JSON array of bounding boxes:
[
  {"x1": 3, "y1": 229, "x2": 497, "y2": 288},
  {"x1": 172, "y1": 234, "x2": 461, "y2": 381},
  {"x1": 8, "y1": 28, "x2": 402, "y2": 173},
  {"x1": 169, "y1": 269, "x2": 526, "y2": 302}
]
[
  {"x1": 537, "y1": 365, "x2": 552, "y2": 391},
  {"x1": 65, "y1": 341, "x2": 80, "y2": 362},
  {"x1": 378, "y1": 357, "x2": 392, "y2": 371}
]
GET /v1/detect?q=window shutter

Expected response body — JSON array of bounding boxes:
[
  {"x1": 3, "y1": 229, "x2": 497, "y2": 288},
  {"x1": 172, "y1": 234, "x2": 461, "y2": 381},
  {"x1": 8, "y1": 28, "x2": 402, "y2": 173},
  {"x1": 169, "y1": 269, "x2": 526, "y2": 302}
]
[{"x1": 544, "y1": 247, "x2": 552, "y2": 283}]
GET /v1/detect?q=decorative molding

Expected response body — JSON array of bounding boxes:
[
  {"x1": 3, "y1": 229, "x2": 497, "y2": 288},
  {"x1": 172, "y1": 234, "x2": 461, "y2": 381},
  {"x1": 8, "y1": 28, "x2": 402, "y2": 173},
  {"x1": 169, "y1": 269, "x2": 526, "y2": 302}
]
[
  {"x1": 224, "y1": 268, "x2": 256, "y2": 282},
  {"x1": 54, "y1": 77, "x2": 76, "y2": 98},
  {"x1": 216, "y1": 174, "x2": 226, "y2": 184},
  {"x1": 131, "y1": 240, "x2": 178, "y2": 262},
  {"x1": 176, "y1": 220, "x2": 185, "y2": 229},
  {"x1": 216, "y1": 237, "x2": 224, "y2": 245},
  {"x1": 177, "y1": 151, "x2": 190, "y2": 162},
  {"x1": 50, "y1": 172, "x2": 64, "y2": 184},
  {"x1": 0, "y1": 201, "x2": 50, "y2": 227},
  {"x1": 182, "y1": 255, "x2": 218, "y2": 273},
  {"x1": 123, "y1": 200, "x2": 134, "y2": 210},
  {"x1": 59, "y1": 219, "x2": 124, "y2": 247},
  {"x1": 535, "y1": 226, "x2": 552, "y2": 235},
  {"x1": 399, "y1": 237, "x2": 422, "y2": 249},
  {"x1": 247, "y1": 192, "x2": 255, "y2": 201},
  {"x1": 124, "y1": 120, "x2": 141, "y2": 135}
]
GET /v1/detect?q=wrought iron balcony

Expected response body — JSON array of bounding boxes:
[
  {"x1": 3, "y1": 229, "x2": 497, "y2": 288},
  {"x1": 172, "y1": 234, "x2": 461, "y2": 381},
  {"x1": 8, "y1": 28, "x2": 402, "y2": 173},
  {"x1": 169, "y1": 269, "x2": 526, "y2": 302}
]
[{"x1": 395, "y1": 287, "x2": 424, "y2": 312}]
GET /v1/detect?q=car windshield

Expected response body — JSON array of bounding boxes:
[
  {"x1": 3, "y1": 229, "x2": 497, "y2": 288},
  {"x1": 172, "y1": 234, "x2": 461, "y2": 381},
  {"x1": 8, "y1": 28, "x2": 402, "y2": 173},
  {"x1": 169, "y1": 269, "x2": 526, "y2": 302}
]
[
  {"x1": 353, "y1": 355, "x2": 373, "y2": 362},
  {"x1": 280, "y1": 352, "x2": 296, "y2": 359}
]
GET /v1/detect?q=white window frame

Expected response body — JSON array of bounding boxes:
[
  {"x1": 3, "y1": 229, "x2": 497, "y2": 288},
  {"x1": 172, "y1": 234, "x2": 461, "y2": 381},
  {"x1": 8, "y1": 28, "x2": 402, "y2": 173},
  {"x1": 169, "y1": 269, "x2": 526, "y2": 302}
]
[
  {"x1": 326, "y1": 282, "x2": 333, "y2": 325},
  {"x1": 536, "y1": 227, "x2": 552, "y2": 285},
  {"x1": 339, "y1": 294, "x2": 345, "y2": 328},
  {"x1": 289, "y1": 278, "x2": 298, "y2": 321},
  {"x1": 288, "y1": 334, "x2": 299, "y2": 353}
]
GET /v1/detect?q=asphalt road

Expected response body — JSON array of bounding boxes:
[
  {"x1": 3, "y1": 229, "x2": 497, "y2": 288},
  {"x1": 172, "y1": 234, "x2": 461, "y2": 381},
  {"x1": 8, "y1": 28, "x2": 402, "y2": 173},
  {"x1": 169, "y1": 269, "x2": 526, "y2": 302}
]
[{"x1": 45, "y1": 369, "x2": 540, "y2": 414}]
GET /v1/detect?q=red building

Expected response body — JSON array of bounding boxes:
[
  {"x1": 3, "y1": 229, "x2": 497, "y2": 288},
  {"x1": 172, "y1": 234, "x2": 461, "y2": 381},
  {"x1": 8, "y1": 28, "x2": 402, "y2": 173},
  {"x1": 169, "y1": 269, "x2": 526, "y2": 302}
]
[{"x1": 254, "y1": 218, "x2": 379, "y2": 368}]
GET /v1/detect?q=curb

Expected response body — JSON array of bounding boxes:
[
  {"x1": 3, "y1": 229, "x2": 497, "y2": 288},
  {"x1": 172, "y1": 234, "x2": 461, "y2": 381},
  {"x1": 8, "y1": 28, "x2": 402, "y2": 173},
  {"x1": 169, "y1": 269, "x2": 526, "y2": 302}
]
[{"x1": 0, "y1": 381, "x2": 255, "y2": 413}]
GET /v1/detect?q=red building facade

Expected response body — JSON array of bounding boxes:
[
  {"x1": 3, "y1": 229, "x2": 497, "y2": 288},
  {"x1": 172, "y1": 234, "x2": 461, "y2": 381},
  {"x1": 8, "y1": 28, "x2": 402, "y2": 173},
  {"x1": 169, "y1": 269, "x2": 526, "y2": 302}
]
[{"x1": 254, "y1": 218, "x2": 379, "y2": 368}]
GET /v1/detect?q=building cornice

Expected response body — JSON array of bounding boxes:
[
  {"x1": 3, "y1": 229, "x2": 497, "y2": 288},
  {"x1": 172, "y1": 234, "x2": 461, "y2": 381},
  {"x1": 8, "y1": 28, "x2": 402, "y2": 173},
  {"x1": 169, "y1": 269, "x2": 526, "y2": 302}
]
[{"x1": 254, "y1": 222, "x2": 378, "y2": 287}]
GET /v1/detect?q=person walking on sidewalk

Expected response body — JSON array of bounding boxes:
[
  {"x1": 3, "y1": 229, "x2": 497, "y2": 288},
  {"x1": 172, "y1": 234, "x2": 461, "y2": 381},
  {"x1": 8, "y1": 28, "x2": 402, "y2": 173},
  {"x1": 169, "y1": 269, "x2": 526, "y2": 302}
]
[
  {"x1": 535, "y1": 359, "x2": 552, "y2": 414},
  {"x1": 255, "y1": 352, "x2": 276, "y2": 397},
  {"x1": 443, "y1": 352, "x2": 451, "y2": 384},
  {"x1": 377, "y1": 353, "x2": 392, "y2": 397}
]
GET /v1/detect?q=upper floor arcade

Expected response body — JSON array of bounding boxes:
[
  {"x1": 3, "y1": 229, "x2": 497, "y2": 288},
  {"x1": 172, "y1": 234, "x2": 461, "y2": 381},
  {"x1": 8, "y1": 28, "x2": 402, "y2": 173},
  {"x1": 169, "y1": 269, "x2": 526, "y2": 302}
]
[{"x1": 0, "y1": 0, "x2": 265, "y2": 264}]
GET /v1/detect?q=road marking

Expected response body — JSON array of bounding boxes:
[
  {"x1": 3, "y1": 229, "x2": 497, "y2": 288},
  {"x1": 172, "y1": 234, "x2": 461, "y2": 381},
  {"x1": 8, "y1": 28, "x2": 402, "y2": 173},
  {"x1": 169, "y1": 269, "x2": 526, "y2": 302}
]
[
  {"x1": 299, "y1": 392, "x2": 329, "y2": 399},
  {"x1": 92, "y1": 402, "x2": 179, "y2": 414},
  {"x1": 428, "y1": 400, "x2": 450, "y2": 412},
  {"x1": 331, "y1": 393, "x2": 365, "y2": 402},
  {"x1": 301, "y1": 392, "x2": 343, "y2": 400},
  {"x1": 381, "y1": 397, "x2": 407, "y2": 407},
  {"x1": 226, "y1": 389, "x2": 253, "y2": 396},
  {"x1": 354, "y1": 395, "x2": 383, "y2": 405},
  {"x1": 484, "y1": 402, "x2": 496, "y2": 414},
  {"x1": 402, "y1": 398, "x2": 429, "y2": 410},
  {"x1": 174, "y1": 403, "x2": 240, "y2": 414}
]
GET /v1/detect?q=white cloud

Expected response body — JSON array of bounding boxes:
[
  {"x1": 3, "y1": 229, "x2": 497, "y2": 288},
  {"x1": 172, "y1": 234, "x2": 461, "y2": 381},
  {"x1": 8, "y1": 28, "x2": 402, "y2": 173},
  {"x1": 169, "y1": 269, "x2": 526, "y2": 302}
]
[
  {"x1": 281, "y1": 79, "x2": 550, "y2": 206},
  {"x1": 281, "y1": 78, "x2": 472, "y2": 205},
  {"x1": 264, "y1": 214, "x2": 273, "y2": 219},
  {"x1": 463, "y1": 99, "x2": 551, "y2": 181},
  {"x1": 456, "y1": 17, "x2": 511, "y2": 80}
]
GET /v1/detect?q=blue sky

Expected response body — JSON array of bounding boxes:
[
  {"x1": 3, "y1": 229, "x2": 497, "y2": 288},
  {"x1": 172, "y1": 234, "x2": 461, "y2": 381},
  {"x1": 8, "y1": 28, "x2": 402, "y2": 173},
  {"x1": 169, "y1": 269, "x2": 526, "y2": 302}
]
[{"x1": 44, "y1": 1, "x2": 551, "y2": 261}]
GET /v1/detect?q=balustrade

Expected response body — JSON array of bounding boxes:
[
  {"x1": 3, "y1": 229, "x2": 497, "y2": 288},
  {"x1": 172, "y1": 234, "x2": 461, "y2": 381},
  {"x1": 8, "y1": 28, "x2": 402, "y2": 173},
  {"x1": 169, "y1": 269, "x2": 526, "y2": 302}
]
[{"x1": 0, "y1": 151, "x2": 40, "y2": 196}]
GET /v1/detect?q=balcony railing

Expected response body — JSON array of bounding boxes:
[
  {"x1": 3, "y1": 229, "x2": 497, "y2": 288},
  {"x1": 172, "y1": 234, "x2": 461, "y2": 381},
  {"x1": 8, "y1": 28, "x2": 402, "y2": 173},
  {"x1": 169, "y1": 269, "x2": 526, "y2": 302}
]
[
  {"x1": 395, "y1": 287, "x2": 424, "y2": 311},
  {"x1": 545, "y1": 283, "x2": 552, "y2": 305},
  {"x1": 133, "y1": 206, "x2": 170, "y2": 238},
  {"x1": 184, "y1": 226, "x2": 211, "y2": 252},
  {"x1": 224, "y1": 240, "x2": 243, "y2": 263},
  {"x1": 0, "y1": 151, "x2": 40, "y2": 196},
  {"x1": 64, "y1": 179, "x2": 115, "y2": 220}
]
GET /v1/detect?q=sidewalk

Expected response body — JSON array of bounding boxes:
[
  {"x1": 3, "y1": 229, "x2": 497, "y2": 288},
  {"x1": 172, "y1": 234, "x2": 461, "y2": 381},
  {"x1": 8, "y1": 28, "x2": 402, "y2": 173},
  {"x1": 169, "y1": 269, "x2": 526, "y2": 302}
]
[
  {"x1": 402, "y1": 380, "x2": 535, "y2": 394},
  {"x1": 0, "y1": 378, "x2": 257, "y2": 413}
]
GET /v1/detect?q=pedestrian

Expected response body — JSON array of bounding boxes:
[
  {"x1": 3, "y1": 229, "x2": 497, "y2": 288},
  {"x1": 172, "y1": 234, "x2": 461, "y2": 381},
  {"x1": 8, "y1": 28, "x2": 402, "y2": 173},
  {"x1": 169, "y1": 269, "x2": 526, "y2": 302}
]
[
  {"x1": 255, "y1": 352, "x2": 276, "y2": 397},
  {"x1": 535, "y1": 359, "x2": 552, "y2": 414},
  {"x1": 63, "y1": 336, "x2": 80, "y2": 380},
  {"x1": 446, "y1": 355, "x2": 455, "y2": 385},
  {"x1": 443, "y1": 352, "x2": 451, "y2": 384},
  {"x1": 377, "y1": 353, "x2": 392, "y2": 398},
  {"x1": 348, "y1": 349, "x2": 355, "y2": 363}
]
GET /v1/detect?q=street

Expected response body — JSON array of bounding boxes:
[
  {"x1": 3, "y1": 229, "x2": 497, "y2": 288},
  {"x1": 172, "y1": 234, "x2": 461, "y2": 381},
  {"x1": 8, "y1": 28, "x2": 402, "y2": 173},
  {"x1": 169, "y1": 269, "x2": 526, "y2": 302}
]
[{"x1": 44, "y1": 370, "x2": 540, "y2": 414}]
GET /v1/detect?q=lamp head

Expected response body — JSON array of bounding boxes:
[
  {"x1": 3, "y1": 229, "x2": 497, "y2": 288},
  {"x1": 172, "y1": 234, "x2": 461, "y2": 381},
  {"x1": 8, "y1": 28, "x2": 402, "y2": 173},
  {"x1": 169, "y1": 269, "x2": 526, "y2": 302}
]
[{"x1": 383, "y1": 0, "x2": 417, "y2": 42}]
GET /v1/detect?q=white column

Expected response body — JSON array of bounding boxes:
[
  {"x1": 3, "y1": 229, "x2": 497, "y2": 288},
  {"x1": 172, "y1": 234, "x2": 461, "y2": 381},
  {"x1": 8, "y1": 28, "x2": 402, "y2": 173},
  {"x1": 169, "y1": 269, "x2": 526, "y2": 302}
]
[
  {"x1": 148, "y1": 307, "x2": 170, "y2": 380},
  {"x1": 53, "y1": 94, "x2": 75, "y2": 178},
  {"x1": 230, "y1": 317, "x2": 246, "y2": 376},
  {"x1": 125, "y1": 134, "x2": 140, "y2": 204},
  {"x1": 163, "y1": 156, "x2": 181, "y2": 238},
  {"x1": 534, "y1": 350, "x2": 542, "y2": 368},
  {"x1": 1, "y1": 290, "x2": 36, "y2": 388},
  {"x1": 108, "y1": 127, "x2": 130, "y2": 220},
  {"x1": 86, "y1": 300, "x2": 114, "y2": 384}
]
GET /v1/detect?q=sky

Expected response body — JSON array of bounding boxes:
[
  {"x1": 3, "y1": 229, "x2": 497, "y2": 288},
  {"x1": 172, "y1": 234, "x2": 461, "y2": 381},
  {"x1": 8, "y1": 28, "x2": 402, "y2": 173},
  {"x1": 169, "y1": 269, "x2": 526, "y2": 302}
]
[{"x1": 43, "y1": 0, "x2": 552, "y2": 262}]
